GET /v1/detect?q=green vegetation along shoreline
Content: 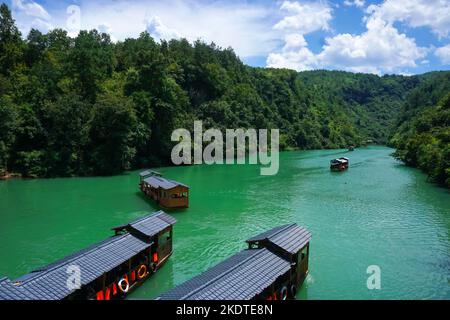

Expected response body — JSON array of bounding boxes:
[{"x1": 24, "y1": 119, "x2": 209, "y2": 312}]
[{"x1": 0, "y1": 3, "x2": 448, "y2": 187}]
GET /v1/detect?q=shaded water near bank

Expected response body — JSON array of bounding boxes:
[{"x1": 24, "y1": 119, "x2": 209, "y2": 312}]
[{"x1": 0, "y1": 146, "x2": 449, "y2": 299}]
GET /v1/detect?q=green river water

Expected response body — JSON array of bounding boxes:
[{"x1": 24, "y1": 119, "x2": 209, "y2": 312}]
[{"x1": 0, "y1": 146, "x2": 449, "y2": 299}]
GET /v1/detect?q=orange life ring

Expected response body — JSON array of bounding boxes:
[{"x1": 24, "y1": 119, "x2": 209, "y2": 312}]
[{"x1": 137, "y1": 264, "x2": 147, "y2": 279}]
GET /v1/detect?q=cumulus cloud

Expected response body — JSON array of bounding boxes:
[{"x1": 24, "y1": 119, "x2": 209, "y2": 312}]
[
  {"x1": 267, "y1": 1, "x2": 332, "y2": 71},
  {"x1": 30, "y1": 18, "x2": 53, "y2": 33},
  {"x1": 317, "y1": 17, "x2": 427, "y2": 74},
  {"x1": 145, "y1": 16, "x2": 181, "y2": 41},
  {"x1": 97, "y1": 23, "x2": 117, "y2": 41},
  {"x1": 367, "y1": 0, "x2": 450, "y2": 39},
  {"x1": 267, "y1": 0, "x2": 430, "y2": 74},
  {"x1": 12, "y1": 0, "x2": 51, "y2": 20},
  {"x1": 11, "y1": 0, "x2": 53, "y2": 34},
  {"x1": 274, "y1": 1, "x2": 332, "y2": 33},
  {"x1": 344, "y1": 0, "x2": 365, "y2": 8},
  {"x1": 75, "y1": 0, "x2": 278, "y2": 58},
  {"x1": 435, "y1": 44, "x2": 450, "y2": 64},
  {"x1": 267, "y1": 33, "x2": 317, "y2": 71}
]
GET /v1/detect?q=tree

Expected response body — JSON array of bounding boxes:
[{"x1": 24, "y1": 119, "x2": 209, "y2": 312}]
[
  {"x1": 0, "y1": 97, "x2": 17, "y2": 174},
  {"x1": 46, "y1": 94, "x2": 92, "y2": 176},
  {"x1": 69, "y1": 30, "x2": 115, "y2": 102},
  {"x1": 87, "y1": 95, "x2": 137, "y2": 175},
  {"x1": 0, "y1": 3, "x2": 22, "y2": 74}
]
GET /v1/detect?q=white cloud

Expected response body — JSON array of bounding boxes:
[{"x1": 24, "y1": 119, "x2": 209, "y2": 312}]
[
  {"x1": 283, "y1": 34, "x2": 308, "y2": 51},
  {"x1": 30, "y1": 18, "x2": 53, "y2": 33},
  {"x1": 145, "y1": 16, "x2": 181, "y2": 41},
  {"x1": 267, "y1": 33, "x2": 317, "y2": 70},
  {"x1": 97, "y1": 23, "x2": 117, "y2": 42},
  {"x1": 367, "y1": 0, "x2": 450, "y2": 39},
  {"x1": 267, "y1": 47, "x2": 317, "y2": 71},
  {"x1": 11, "y1": 0, "x2": 53, "y2": 34},
  {"x1": 12, "y1": 0, "x2": 51, "y2": 20},
  {"x1": 317, "y1": 17, "x2": 427, "y2": 74},
  {"x1": 267, "y1": 0, "x2": 429, "y2": 74},
  {"x1": 97, "y1": 23, "x2": 112, "y2": 35},
  {"x1": 435, "y1": 44, "x2": 450, "y2": 64},
  {"x1": 10, "y1": 0, "x2": 278, "y2": 58},
  {"x1": 74, "y1": 0, "x2": 279, "y2": 58},
  {"x1": 274, "y1": 1, "x2": 332, "y2": 33},
  {"x1": 344, "y1": 0, "x2": 365, "y2": 8},
  {"x1": 267, "y1": 1, "x2": 332, "y2": 71}
]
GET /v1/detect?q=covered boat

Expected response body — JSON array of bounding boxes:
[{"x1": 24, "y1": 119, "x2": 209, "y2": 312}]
[
  {"x1": 0, "y1": 211, "x2": 176, "y2": 300},
  {"x1": 157, "y1": 223, "x2": 311, "y2": 300},
  {"x1": 330, "y1": 157, "x2": 349, "y2": 171},
  {"x1": 139, "y1": 170, "x2": 189, "y2": 209}
]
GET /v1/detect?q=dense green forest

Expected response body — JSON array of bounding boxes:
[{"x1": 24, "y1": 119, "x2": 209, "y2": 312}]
[
  {"x1": 390, "y1": 72, "x2": 450, "y2": 187},
  {"x1": 0, "y1": 4, "x2": 448, "y2": 186}
]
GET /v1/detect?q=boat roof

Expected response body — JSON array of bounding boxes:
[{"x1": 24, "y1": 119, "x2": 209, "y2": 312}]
[
  {"x1": 246, "y1": 224, "x2": 311, "y2": 254},
  {"x1": 331, "y1": 158, "x2": 348, "y2": 163},
  {"x1": 0, "y1": 234, "x2": 152, "y2": 300},
  {"x1": 0, "y1": 278, "x2": 36, "y2": 300},
  {"x1": 139, "y1": 170, "x2": 162, "y2": 177},
  {"x1": 156, "y1": 248, "x2": 291, "y2": 300},
  {"x1": 0, "y1": 211, "x2": 175, "y2": 300},
  {"x1": 157, "y1": 223, "x2": 311, "y2": 300},
  {"x1": 113, "y1": 210, "x2": 177, "y2": 237},
  {"x1": 143, "y1": 175, "x2": 189, "y2": 190}
]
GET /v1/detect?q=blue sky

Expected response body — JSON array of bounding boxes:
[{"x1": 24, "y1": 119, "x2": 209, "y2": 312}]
[{"x1": 7, "y1": 0, "x2": 450, "y2": 75}]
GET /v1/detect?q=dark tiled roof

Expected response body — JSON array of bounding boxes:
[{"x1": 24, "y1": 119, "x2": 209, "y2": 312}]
[
  {"x1": 157, "y1": 248, "x2": 291, "y2": 300},
  {"x1": 116, "y1": 211, "x2": 177, "y2": 238},
  {"x1": 246, "y1": 225, "x2": 291, "y2": 242},
  {"x1": 139, "y1": 170, "x2": 162, "y2": 177},
  {"x1": 0, "y1": 211, "x2": 176, "y2": 300},
  {"x1": 0, "y1": 278, "x2": 36, "y2": 300},
  {"x1": 139, "y1": 170, "x2": 153, "y2": 177},
  {"x1": 247, "y1": 224, "x2": 311, "y2": 254},
  {"x1": 1, "y1": 234, "x2": 152, "y2": 300},
  {"x1": 143, "y1": 176, "x2": 188, "y2": 190}
]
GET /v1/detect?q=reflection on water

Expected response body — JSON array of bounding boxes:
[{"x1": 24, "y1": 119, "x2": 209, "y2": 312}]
[{"x1": 0, "y1": 146, "x2": 449, "y2": 299}]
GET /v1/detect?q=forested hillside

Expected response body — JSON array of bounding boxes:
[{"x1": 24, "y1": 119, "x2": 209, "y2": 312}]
[
  {"x1": 0, "y1": 3, "x2": 448, "y2": 185},
  {"x1": 390, "y1": 72, "x2": 450, "y2": 187}
]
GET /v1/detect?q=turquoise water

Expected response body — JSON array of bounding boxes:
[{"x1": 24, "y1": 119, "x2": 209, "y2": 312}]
[{"x1": 0, "y1": 146, "x2": 449, "y2": 299}]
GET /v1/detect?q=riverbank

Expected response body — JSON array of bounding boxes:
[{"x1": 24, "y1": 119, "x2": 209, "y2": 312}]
[
  {"x1": 0, "y1": 172, "x2": 21, "y2": 181},
  {"x1": 2, "y1": 143, "x2": 446, "y2": 190}
]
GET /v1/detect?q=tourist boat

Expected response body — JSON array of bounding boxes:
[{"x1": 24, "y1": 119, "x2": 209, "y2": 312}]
[
  {"x1": 139, "y1": 170, "x2": 189, "y2": 209},
  {"x1": 0, "y1": 211, "x2": 176, "y2": 300},
  {"x1": 330, "y1": 157, "x2": 349, "y2": 171},
  {"x1": 348, "y1": 146, "x2": 355, "y2": 151},
  {"x1": 157, "y1": 223, "x2": 311, "y2": 300}
]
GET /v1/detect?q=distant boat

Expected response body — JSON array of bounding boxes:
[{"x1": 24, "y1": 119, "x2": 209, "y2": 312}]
[
  {"x1": 330, "y1": 157, "x2": 349, "y2": 171},
  {"x1": 139, "y1": 170, "x2": 189, "y2": 209},
  {"x1": 348, "y1": 146, "x2": 355, "y2": 151}
]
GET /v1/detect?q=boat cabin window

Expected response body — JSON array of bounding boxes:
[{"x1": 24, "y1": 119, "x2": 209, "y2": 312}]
[
  {"x1": 299, "y1": 245, "x2": 309, "y2": 262},
  {"x1": 171, "y1": 192, "x2": 188, "y2": 199},
  {"x1": 158, "y1": 230, "x2": 171, "y2": 247}
]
